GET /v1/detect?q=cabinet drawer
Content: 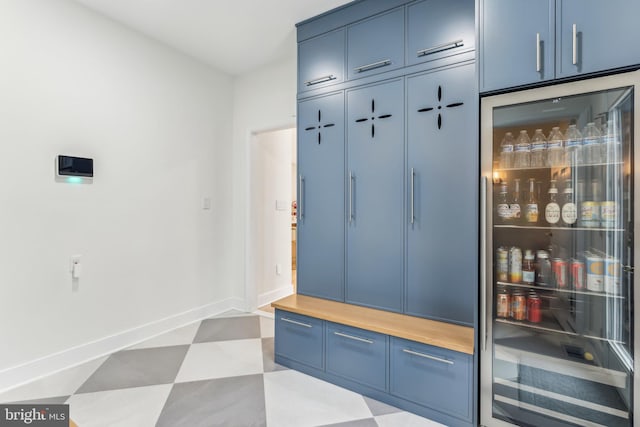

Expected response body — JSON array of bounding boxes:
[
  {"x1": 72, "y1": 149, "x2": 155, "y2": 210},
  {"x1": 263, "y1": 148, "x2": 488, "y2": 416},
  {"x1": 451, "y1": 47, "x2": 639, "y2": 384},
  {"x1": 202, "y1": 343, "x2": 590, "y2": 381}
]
[
  {"x1": 407, "y1": 0, "x2": 475, "y2": 67},
  {"x1": 326, "y1": 322, "x2": 387, "y2": 391},
  {"x1": 390, "y1": 337, "x2": 472, "y2": 420},
  {"x1": 275, "y1": 310, "x2": 324, "y2": 369},
  {"x1": 347, "y1": 8, "x2": 404, "y2": 81},
  {"x1": 298, "y1": 29, "x2": 345, "y2": 93}
]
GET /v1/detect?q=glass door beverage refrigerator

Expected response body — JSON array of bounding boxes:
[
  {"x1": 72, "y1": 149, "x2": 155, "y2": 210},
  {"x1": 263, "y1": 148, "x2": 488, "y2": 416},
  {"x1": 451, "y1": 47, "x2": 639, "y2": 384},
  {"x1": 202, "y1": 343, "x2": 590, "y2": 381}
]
[{"x1": 480, "y1": 70, "x2": 639, "y2": 427}]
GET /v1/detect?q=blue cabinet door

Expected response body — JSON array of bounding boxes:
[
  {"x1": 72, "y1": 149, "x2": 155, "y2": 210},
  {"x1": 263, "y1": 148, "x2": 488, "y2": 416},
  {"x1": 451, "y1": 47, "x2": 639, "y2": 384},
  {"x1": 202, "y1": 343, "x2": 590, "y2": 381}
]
[
  {"x1": 275, "y1": 310, "x2": 324, "y2": 369},
  {"x1": 556, "y1": 0, "x2": 640, "y2": 79},
  {"x1": 346, "y1": 79, "x2": 404, "y2": 312},
  {"x1": 390, "y1": 337, "x2": 472, "y2": 422},
  {"x1": 480, "y1": 0, "x2": 554, "y2": 92},
  {"x1": 347, "y1": 8, "x2": 404, "y2": 81},
  {"x1": 297, "y1": 93, "x2": 345, "y2": 301},
  {"x1": 406, "y1": 63, "x2": 478, "y2": 327},
  {"x1": 407, "y1": 0, "x2": 475, "y2": 68},
  {"x1": 298, "y1": 29, "x2": 345, "y2": 93},
  {"x1": 326, "y1": 322, "x2": 388, "y2": 391}
]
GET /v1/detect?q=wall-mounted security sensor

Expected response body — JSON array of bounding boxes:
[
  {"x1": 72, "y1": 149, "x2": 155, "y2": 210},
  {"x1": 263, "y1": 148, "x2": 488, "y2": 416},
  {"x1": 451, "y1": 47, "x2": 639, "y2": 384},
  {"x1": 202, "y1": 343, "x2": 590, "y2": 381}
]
[{"x1": 56, "y1": 155, "x2": 93, "y2": 183}]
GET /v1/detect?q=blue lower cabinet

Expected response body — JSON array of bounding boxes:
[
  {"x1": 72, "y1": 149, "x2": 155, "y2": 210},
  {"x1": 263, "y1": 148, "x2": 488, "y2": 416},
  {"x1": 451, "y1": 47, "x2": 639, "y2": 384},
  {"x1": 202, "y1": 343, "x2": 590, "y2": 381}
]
[
  {"x1": 390, "y1": 337, "x2": 472, "y2": 422},
  {"x1": 326, "y1": 323, "x2": 387, "y2": 391},
  {"x1": 275, "y1": 310, "x2": 324, "y2": 369}
]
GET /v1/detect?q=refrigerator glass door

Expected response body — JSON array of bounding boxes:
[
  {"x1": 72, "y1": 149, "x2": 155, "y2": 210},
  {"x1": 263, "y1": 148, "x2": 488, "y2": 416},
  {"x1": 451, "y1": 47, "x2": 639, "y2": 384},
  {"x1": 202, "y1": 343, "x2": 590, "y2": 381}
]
[{"x1": 481, "y1": 71, "x2": 638, "y2": 427}]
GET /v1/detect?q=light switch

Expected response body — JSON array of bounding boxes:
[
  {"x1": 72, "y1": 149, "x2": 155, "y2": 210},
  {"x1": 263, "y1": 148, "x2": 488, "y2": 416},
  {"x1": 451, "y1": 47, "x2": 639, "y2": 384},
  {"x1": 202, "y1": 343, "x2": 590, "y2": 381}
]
[
  {"x1": 276, "y1": 200, "x2": 288, "y2": 211},
  {"x1": 202, "y1": 197, "x2": 212, "y2": 210}
]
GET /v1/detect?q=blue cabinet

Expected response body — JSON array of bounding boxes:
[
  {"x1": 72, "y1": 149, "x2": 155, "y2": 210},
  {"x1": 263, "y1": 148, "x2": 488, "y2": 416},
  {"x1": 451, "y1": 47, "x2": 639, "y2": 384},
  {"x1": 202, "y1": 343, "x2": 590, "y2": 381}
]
[
  {"x1": 390, "y1": 337, "x2": 472, "y2": 422},
  {"x1": 275, "y1": 310, "x2": 324, "y2": 369},
  {"x1": 479, "y1": 0, "x2": 554, "y2": 92},
  {"x1": 556, "y1": 0, "x2": 640, "y2": 79},
  {"x1": 297, "y1": 93, "x2": 345, "y2": 301},
  {"x1": 347, "y1": 8, "x2": 404, "y2": 81},
  {"x1": 346, "y1": 79, "x2": 404, "y2": 312},
  {"x1": 407, "y1": 0, "x2": 475, "y2": 68},
  {"x1": 406, "y1": 63, "x2": 478, "y2": 326},
  {"x1": 481, "y1": 0, "x2": 640, "y2": 92},
  {"x1": 326, "y1": 322, "x2": 387, "y2": 391},
  {"x1": 298, "y1": 29, "x2": 345, "y2": 93}
]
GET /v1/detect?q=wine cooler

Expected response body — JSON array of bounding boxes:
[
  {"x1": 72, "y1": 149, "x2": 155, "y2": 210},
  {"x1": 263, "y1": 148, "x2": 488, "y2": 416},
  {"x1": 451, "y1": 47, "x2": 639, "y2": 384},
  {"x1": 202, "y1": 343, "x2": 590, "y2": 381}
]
[{"x1": 481, "y1": 70, "x2": 639, "y2": 427}]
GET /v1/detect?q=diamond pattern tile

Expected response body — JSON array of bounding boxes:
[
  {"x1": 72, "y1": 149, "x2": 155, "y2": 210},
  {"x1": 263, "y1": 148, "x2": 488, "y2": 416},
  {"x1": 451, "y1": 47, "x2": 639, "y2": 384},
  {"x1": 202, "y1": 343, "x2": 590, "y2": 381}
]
[{"x1": 0, "y1": 312, "x2": 441, "y2": 426}]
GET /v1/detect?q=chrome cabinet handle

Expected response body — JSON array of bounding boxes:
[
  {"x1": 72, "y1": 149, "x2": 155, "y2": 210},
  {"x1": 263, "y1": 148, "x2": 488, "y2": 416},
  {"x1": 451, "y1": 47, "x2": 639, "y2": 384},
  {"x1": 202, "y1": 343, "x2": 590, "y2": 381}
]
[
  {"x1": 410, "y1": 168, "x2": 415, "y2": 224},
  {"x1": 402, "y1": 349, "x2": 454, "y2": 365},
  {"x1": 349, "y1": 171, "x2": 354, "y2": 223},
  {"x1": 481, "y1": 176, "x2": 487, "y2": 352},
  {"x1": 334, "y1": 331, "x2": 373, "y2": 344},
  {"x1": 304, "y1": 74, "x2": 337, "y2": 86},
  {"x1": 572, "y1": 24, "x2": 578, "y2": 65},
  {"x1": 299, "y1": 175, "x2": 304, "y2": 221},
  {"x1": 354, "y1": 59, "x2": 391, "y2": 73},
  {"x1": 536, "y1": 33, "x2": 541, "y2": 72},
  {"x1": 281, "y1": 317, "x2": 312, "y2": 328},
  {"x1": 417, "y1": 39, "x2": 463, "y2": 57}
]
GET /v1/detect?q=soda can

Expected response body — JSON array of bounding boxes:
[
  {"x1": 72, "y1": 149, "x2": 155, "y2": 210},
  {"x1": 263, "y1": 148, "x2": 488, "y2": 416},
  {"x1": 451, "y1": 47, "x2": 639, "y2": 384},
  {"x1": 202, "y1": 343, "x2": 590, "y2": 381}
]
[
  {"x1": 586, "y1": 254, "x2": 604, "y2": 292},
  {"x1": 496, "y1": 288, "x2": 510, "y2": 318},
  {"x1": 552, "y1": 258, "x2": 568, "y2": 289},
  {"x1": 527, "y1": 294, "x2": 542, "y2": 323},
  {"x1": 580, "y1": 201, "x2": 600, "y2": 228},
  {"x1": 511, "y1": 291, "x2": 527, "y2": 321},
  {"x1": 604, "y1": 257, "x2": 621, "y2": 295},
  {"x1": 600, "y1": 201, "x2": 618, "y2": 228},
  {"x1": 570, "y1": 259, "x2": 585, "y2": 290},
  {"x1": 496, "y1": 247, "x2": 509, "y2": 282}
]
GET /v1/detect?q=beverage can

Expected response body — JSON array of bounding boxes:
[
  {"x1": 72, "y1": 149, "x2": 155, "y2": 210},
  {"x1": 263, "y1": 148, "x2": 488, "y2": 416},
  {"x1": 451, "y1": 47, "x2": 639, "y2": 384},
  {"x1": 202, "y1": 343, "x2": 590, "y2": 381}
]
[
  {"x1": 580, "y1": 201, "x2": 600, "y2": 228},
  {"x1": 586, "y1": 254, "x2": 604, "y2": 292},
  {"x1": 604, "y1": 257, "x2": 621, "y2": 295},
  {"x1": 512, "y1": 291, "x2": 527, "y2": 321},
  {"x1": 535, "y1": 250, "x2": 552, "y2": 286},
  {"x1": 552, "y1": 258, "x2": 568, "y2": 289},
  {"x1": 496, "y1": 288, "x2": 510, "y2": 318},
  {"x1": 527, "y1": 294, "x2": 542, "y2": 323},
  {"x1": 570, "y1": 259, "x2": 585, "y2": 290},
  {"x1": 600, "y1": 201, "x2": 618, "y2": 228},
  {"x1": 496, "y1": 248, "x2": 509, "y2": 282},
  {"x1": 510, "y1": 247, "x2": 522, "y2": 283}
]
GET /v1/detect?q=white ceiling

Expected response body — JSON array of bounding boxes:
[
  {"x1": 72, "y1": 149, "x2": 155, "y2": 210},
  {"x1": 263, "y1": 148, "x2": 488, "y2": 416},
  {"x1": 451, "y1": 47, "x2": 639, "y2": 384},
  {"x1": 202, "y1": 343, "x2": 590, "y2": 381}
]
[{"x1": 73, "y1": 0, "x2": 353, "y2": 76}]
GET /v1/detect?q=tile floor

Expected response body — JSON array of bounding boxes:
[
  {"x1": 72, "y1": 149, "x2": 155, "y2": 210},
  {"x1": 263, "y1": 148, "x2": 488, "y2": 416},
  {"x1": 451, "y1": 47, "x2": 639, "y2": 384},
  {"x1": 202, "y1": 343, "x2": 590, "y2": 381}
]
[{"x1": 0, "y1": 311, "x2": 444, "y2": 427}]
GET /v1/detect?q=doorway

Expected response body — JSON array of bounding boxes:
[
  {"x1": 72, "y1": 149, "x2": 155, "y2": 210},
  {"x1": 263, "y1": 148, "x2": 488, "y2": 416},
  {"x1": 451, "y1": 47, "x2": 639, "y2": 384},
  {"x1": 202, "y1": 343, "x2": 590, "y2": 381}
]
[{"x1": 248, "y1": 127, "x2": 297, "y2": 313}]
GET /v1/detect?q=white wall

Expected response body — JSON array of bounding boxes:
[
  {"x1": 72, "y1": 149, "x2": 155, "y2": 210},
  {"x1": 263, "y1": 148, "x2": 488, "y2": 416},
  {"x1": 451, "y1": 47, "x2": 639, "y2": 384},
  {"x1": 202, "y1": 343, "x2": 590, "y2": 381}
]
[
  {"x1": 250, "y1": 129, "x2": 295, "y2": 306},
  {"x1": 231, "y1": 34, "x2": 298, "y2": 310},
  {"x1": 0, "y1": 0, "x2": 236, "y2": 388}
]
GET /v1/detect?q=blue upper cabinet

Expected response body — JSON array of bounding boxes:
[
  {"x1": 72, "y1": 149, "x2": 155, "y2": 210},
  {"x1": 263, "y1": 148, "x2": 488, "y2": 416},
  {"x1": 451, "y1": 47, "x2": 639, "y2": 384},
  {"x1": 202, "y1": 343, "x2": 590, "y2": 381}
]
[
  {"x1": 297, "y1": 92, "x2": 345, "y2": 301},
  {"x1": 346, "y1": 79, "x2": 404, "y2": 313},
  {"x1": 556, "y1": 0, "x2": 640, "y2": 79},
  {"x1": 481, "y1": 0, "x2": 640, "y2": 92},
  {"x1": 406, "y1": 63, "x2": 478, "y2": 326},
  {"x1": 347, "y1": 8, "x2": 405, "y2": 81},
  {"x1": 407, "y1": 0, "x2": 475, "y2": 68},
  {"x1": 479, "y1": 0, "x2": 555, "y2": 92},
  {"x1": 298, "y1": 29, "x2": 345, "y2": 93}
]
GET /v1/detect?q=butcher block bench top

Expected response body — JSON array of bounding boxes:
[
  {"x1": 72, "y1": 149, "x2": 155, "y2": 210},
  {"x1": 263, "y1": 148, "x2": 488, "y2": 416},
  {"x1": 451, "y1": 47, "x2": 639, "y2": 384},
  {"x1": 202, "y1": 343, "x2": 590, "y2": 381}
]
[{"x1": 272, "y1": 294, "x2": 474, "y2": 355}]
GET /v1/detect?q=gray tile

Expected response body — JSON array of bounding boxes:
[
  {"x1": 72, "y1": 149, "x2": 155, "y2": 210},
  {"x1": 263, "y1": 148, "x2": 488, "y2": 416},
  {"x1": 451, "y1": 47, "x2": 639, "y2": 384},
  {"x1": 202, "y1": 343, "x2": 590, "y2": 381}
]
[
  {"x1": 363, "y1": 396, "x2": 402, "y2": 416},
  {"x1": 76, "y1": 345, "x2": 189, "y2": 394},
  {"x1": 318, "y1": 419, "x2": 378, "y2": 427},
  {"x1": 261, "y1": 338, "x2": 288, "y2": 373},
  {"x1": 7, "y1": 396, "x2": 70, "y2": 405},
  {"x1": 193, "y1": 316, "x2": 261, "y2": 343},
  {"x1": 156, "y1": 374, "x2": 266, "y2": 427}
]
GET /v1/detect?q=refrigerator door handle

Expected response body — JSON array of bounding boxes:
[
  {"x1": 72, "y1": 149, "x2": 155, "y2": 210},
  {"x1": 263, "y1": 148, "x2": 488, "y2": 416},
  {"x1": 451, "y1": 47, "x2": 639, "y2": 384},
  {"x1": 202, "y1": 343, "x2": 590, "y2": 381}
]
[
  {"x1": 481, "y1": 176, "x2": 488, "y2": 352},
  {"x1": 299, "y1": 175, "x2": 304, "y2": 221}
]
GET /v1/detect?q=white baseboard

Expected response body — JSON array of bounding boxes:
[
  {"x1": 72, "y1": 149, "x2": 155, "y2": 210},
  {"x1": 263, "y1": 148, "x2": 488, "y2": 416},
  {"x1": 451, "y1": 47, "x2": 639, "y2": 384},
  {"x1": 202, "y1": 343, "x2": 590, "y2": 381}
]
[
  {"x1": 257, "y1": 285, "x2": 293, "y2": 308},
  {"x1": 0, "y1": 297, "x2": 245, "y2": 393}
]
